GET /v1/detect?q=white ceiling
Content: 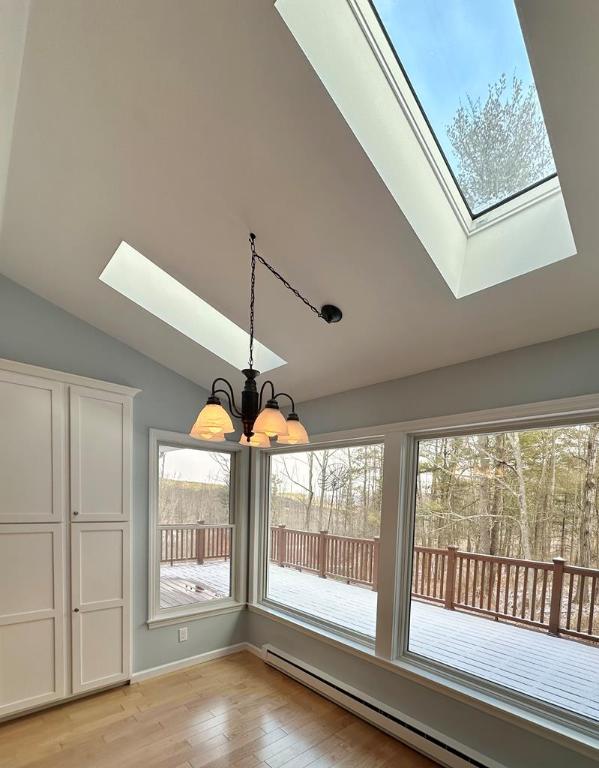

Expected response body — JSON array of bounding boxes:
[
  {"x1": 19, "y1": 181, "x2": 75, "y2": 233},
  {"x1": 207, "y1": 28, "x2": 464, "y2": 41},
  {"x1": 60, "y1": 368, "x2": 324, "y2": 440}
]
[{"x1": 0, "y1": 0, "x2": 598, "y2": 403}]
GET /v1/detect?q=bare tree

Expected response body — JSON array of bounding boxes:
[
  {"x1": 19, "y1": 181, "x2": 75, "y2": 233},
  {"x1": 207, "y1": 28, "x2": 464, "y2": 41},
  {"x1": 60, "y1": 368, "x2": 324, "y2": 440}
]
[{"x1": 447, "y1": 74, "x2": 554, "y2": 211}]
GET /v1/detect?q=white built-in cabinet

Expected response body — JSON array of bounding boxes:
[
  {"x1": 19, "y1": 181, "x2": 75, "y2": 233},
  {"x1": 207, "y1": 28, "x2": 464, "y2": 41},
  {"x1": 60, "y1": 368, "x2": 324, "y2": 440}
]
[{"x1": 0, "y1": 359, "x2": 138, "y2": 719}]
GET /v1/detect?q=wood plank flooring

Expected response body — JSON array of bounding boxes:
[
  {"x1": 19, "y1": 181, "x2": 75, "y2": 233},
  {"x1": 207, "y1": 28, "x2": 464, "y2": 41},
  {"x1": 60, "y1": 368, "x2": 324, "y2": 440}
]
[{"x1": 0, "y1": 652, "x2": 437, "y2": 768}]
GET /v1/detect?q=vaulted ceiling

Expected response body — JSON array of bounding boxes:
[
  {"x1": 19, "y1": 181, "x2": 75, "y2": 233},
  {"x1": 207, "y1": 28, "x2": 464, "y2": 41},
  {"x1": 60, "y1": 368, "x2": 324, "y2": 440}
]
[{"x1": 0, "y1": 0, "x2": 598, "y2": 402}]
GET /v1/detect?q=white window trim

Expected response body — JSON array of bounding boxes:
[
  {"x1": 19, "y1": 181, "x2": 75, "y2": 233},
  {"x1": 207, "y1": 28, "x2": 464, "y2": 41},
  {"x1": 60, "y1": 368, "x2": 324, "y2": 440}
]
[
  {"x1": 147, "y1": 429, "x2": 248, "y2": 628},
  {"x1": 249, "y1": 392, "x2": 599, "y2": 758}
]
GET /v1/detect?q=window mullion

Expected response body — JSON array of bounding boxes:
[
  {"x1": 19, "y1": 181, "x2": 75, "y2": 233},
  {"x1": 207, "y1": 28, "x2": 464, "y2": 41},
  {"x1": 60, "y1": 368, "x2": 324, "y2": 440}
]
[{"x1": 374, "y1": 431, "x2": 404, "y2": 659}]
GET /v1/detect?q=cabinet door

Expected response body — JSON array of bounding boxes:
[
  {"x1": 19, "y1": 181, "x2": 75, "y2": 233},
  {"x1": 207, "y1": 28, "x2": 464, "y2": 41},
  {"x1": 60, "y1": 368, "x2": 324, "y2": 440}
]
[
  {"x1": 70, "y1": 386, "x2": 131, "y2": 521},
  {"x1": 71, "y1": 523, "x2": 130, "y2": 693},
  {"x1": 0, "y1": 370, "x2": 65, "y2": 523},
  {"x1": 0, "y1": 525, "x2": 65, "y2": 717}
]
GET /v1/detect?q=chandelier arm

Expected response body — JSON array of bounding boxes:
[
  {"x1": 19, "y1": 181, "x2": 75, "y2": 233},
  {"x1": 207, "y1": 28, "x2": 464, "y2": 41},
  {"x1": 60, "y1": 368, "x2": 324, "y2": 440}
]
[
  {"x1": 210, "y1": 378, "x2": 242, "y2": 418},
  {"x1": 273, "y1": 391, "x2": 296, "y2": 413},
  {"x1": 213, "y1": 389, "x2": 242, "y2": 419},
  {"x1": 258, "y1": 379, "x2": 275, "y2": 410}
]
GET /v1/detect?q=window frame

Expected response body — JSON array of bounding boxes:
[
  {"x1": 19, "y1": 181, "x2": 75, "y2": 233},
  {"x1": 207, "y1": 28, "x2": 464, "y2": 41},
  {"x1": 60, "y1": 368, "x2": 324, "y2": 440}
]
[
  {"x1": 255, "y1": 437, "x2": 386, "y2": 648},
  {"x1": 395, "y1": 414, "x2": 599, "y2": 738},
  {"x1": 147, "y1": 428, "x2": 247, "y2": 628},
  {"x1": 250, "y1": 393, "x2": 599, "y2": 755},
  {"x1": 365, "y1": 0, "x2": 558, "y2": 221}
]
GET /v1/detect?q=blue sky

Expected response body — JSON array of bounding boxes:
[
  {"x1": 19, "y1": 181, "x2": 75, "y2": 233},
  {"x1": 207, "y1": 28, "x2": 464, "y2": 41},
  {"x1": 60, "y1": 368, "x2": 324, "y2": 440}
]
[{"x1": 372, "y1": 0, "x2": 537, "y2": 165}]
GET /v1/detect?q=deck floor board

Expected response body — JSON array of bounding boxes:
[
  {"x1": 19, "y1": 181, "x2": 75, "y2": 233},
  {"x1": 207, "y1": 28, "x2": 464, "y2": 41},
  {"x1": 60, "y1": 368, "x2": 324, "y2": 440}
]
[{"x1": 160, "y1": 561, "x2": 599, "y2": 721}]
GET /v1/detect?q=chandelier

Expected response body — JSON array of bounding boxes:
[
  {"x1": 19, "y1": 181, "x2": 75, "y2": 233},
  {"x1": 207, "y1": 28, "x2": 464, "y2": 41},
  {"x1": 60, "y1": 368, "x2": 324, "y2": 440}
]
[{"x1": 190, "y1": 233, "x2": 342, "y2": 448}]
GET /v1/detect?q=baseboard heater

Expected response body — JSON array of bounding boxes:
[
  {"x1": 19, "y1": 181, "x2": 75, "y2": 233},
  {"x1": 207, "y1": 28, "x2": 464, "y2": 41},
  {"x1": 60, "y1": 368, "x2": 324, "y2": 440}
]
[{"x1": 262, "y1": 645, "x2": 498, "y2": 768}]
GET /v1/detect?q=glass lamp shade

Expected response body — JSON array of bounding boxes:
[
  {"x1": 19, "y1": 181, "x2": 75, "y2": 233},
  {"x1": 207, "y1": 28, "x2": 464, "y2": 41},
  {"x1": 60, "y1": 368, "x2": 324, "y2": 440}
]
[
  {"x1": 277, "y1": 417, "x2": 309, "y2": 445},
  {"x1": 239, "y1": 432, "x2": 270, "y2": 448},
  {"x1": 190, "y1": 402, "x2": 235, "y2": 437},
  {"x1": 252, "y1": 405, "x2": 289, "y2": 438},
  {"x1": 190, "y1": 427, "x2": 226, "y2": 442}
]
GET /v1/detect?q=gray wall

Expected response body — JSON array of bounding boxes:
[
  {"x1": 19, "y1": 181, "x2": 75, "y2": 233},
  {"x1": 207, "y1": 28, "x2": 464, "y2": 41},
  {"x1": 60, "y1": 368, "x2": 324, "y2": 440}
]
[
  {"x1": 248, "y1": 328, "x2": 599, "y2": 768},
  {"x1": 0, "y1": 274, "x2": 245, "y2": 671},
  {"x1": 297, "y1": 326, "x2": 599, "y2": 435}
]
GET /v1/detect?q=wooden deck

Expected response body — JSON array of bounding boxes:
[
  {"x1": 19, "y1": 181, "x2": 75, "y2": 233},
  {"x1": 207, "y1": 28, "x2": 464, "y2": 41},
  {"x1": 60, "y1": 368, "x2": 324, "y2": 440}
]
[
  {"x1": 161, "y1": 561, "x2": 599, "y2": 721},
  {"x1": 160, "y1": 559, "x2": 230, "y2": 608}
]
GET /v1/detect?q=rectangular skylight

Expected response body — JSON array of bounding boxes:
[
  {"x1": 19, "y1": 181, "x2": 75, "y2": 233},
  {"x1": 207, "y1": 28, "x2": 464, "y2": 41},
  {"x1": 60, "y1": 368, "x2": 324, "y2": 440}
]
[
  {"x1": 100, "y1": 241, "x2": 286, "y2": 373},
  {"x1": 370, "y1": 0, "x2": 557, "y2": 216}
]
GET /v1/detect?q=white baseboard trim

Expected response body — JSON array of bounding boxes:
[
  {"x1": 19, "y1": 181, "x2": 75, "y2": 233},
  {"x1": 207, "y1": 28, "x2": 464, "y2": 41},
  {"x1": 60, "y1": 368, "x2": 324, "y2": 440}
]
[
  {"x1": 262, "y1": 644, "x2": 505, "y2": 768},
  {"x1": 131, "y1": 642, "x2": 258, "y2": 682}
]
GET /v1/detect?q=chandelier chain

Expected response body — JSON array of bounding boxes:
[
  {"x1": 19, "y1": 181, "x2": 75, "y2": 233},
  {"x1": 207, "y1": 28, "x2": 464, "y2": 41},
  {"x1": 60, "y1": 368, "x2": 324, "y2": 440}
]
[
  {"x1": 249, "y1": 241, "x2": 256, "y2": 369},
  {"x1": 248, "y1": 233, "x2": 323, "y2": 369}
]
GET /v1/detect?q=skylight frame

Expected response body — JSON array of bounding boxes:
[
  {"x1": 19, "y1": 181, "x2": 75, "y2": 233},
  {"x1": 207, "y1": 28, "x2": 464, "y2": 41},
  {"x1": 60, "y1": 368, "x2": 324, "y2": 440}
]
[
  {"x1": 365, "y1": 0, "x2": 558, "y2": 222},
  {"x1": 276, "y1": 0, "x2": 575, "y2": 297}
]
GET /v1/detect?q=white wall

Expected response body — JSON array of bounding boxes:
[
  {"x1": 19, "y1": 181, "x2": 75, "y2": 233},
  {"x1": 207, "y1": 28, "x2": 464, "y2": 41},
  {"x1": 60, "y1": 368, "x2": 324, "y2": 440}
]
[{"x1": 0, "y1": 274, "x2": 246, "y2": 672}]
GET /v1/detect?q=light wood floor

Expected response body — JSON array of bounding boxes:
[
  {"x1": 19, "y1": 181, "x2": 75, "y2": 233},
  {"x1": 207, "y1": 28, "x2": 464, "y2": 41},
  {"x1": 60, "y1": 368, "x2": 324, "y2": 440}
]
[{"x1": 0, "y1": 652, "x2": 438, "y2": 768}]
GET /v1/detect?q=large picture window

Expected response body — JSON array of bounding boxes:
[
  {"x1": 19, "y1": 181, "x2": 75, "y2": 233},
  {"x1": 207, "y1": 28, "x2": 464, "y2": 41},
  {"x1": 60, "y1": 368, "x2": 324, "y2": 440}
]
[
  {"x1": 406, "y1": 423, "x2": 599, "y2": 722},
  {"x1": 264, "y1": 442, "x2": 383, "y2": 641},
  {"x1": 253, "y1": 403, "x2": 599, "y2": 744},
  {"x1": 148, "y1": 430, "x2": 244, "y2": 624}
]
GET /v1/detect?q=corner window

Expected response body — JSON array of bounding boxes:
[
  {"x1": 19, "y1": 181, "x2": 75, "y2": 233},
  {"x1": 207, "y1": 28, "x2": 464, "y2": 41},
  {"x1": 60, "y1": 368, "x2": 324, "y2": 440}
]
[
  {"x1": 263, "y1": 442, "x2": 384, "y2": 641},
  {"x1": 148, "y1": 430, "x2": 244, "y2": 625}
]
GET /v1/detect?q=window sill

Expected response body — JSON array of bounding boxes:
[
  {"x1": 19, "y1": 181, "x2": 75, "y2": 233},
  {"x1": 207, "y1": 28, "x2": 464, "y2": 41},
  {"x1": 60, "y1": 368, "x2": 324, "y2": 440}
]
[
  {"x1": 147, "y1": 601, "x2": 245, "y2": 629},
  {"x1": 248, "y1": 603, "x2": 599, "y2": 761}
]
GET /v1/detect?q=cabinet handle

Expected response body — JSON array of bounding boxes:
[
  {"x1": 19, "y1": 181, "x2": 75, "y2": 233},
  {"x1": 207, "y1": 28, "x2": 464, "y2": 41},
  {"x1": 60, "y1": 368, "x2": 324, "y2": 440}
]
[
  {"x1": 73, "y1": 511, "x2": 79, "y2": 516},
  {"x1": 73, "y1": 608, "x2": 79, "y2": 613}
]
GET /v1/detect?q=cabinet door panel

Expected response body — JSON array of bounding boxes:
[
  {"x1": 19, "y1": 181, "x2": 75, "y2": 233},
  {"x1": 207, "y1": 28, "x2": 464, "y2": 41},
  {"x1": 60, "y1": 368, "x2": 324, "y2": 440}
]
[
  {"x1": 70, "y1": 387, "x2": 131, "y2": 521},
  {"x1": 0, "y1": 525, "x2": 65, "y2": 717},
  {"x1": 0, "y1": 371, "x2": 65, "y2": 522},
  {"x1": 71, "y1": 523, "x2": 130, "y2": 693}
]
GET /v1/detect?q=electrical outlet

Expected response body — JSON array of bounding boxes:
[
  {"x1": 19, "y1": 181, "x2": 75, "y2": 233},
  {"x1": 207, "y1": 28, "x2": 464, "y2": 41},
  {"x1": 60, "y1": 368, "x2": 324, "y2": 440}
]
[{"x1": 178, "y1": 627, "x2": 188, "y2": 643}]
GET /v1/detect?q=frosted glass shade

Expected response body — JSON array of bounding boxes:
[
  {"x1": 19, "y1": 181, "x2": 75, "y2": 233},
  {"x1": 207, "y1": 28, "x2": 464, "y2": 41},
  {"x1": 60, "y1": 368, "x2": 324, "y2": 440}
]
[
  {"x1": 277, "y1": 418, "x2": 309, "y2": 445},
  {"x1": 253, "y1": 406, "x2": 289, "y2": 438},
  {"x1": 239, "y1": 432, "x2": 270, "y2": 448},
  {"x1": 190, "y1": 402, "x2": 235, "y2": 437},
  {"x1": 190, "y1": 427, "x2": 226, "y2": 442}
]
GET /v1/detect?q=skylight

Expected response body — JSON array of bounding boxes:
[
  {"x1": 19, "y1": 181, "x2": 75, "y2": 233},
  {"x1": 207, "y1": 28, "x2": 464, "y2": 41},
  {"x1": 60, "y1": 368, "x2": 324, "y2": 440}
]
[
  {"x1": 370, "y1": 0, "x2": 557, "y2": 216},
  {"x1": 100, "y1": 241, "x2": 286, "y2": 372}
]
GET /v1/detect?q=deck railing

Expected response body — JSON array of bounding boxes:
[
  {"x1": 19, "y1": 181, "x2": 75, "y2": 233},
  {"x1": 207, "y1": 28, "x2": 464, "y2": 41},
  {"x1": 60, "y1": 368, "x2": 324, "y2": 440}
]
[
  {"x1": 159, "y1": 522, "x2": 231, "y2": 565},
  {"x1": 269, "y1": 525, "x2": 380, "y2": 590},
  {"x1": 412, "y1": 545, "x2": 599, "y2": 642},
  {"x1": 160, "y1": 523, "x2": 599, "y2": 642}
]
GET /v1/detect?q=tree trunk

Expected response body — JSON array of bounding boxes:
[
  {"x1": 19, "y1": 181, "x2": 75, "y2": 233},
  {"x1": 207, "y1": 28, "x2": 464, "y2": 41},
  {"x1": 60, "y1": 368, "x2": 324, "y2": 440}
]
[
  {"x1": 507, "y1": 432, "x2": 532, "y2": 559},
  {"x1": 477, "y1": 434, "x2": 491, "y2": 554},
  {"x1": 580, "y1": 424, "x2": 598, "y2": 570}
]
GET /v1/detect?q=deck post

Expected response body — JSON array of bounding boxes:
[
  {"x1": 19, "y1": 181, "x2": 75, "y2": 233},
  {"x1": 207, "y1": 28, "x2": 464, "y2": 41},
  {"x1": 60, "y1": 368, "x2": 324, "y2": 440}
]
[
  {"x1": 196, "y1": 521, "x2": 205, "y2": 565},
  {"x1": 318, "y1": 531, "x2": 328, "y2": 578},
  {"x1": 549, "y1": 557, "x2": 566, "y2": 636},
  {"x1": 444, "y1": 545, "x2": 459, "y2": 610},
  {"x1": 372, "y1": 537, "x2": 380, "y2": 592},
  {"x1": 278, "y1": 525, "x2": 287, "y2": 567}
]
